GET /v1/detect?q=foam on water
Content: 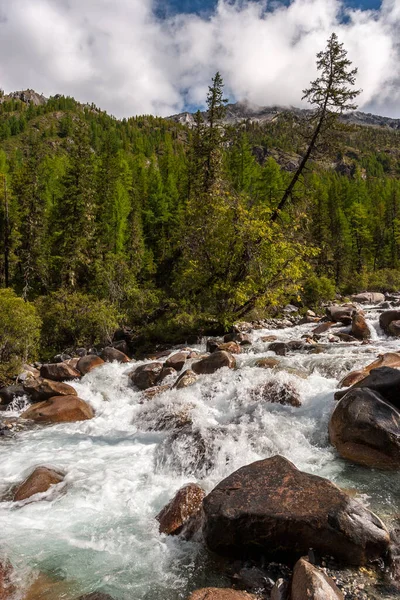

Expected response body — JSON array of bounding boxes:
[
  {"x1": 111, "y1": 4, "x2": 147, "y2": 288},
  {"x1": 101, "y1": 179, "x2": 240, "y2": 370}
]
[{"x1": 0, "y1": 309, "x2": 399, "y2": 598}]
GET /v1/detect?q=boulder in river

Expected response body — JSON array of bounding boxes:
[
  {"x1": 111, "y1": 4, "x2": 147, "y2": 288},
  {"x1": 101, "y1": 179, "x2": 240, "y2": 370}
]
[
  {"x1": 0, "y1": 384, "x2": 26, "y2": 408},
  {"x1": 130, "y1": 362, "x2": 163, "y2": 390},
  {"x1": 21, "y1": 395, "x2": 94, "y2": 423},
  {"x1": 312, "y1": 321, "x2": 335, "y2": 335},
  {"x1": 329, "y1": 387, "x2": 400, "y2": 469},
  {"x1": 174, "y1": 369, "x2": 199, "y2": 389},
  {"x1": 351, "y1": 292, "x2": 385, "y2": 304},
  {"x1": 165, "y1": 352, "x2": 188, "y2": 372},
  {"x1": 100, "y1": 347, "x2": 130, "y2": 363},
  {"x1": 188, "y1": 590, "x2": 257, "y2": 600},
  {"x1": 224, "y1": 332, "x2": 252, "y2": 345},
  {"x1": 379, "y1": 310, "x2": 400, "y2": 334},
  {"x1": 338, "y1": 352, "x2": 400, "y2": 390},
  {"x1": 156, "y1": 366, "x2": 177, "y2": 383},
  {"x1": 255, "y1": 357, "x2": 280, "y2": 369},
  {"x1": 13, "y1": 466, "x2": 64, "y2": 502},
  {"x1": 77, "y1": 355, "x2": 105, "y2": 375},
  {"x1": 351, "y1": 310, "x2": 371, "y2": 340},
  {"x1": 192, "y1": 351, "x2": 236, "y2": 375},
  {"x1": 202, "y1": 455, "x2": 390, "y2": 565},
  {"x1": 79, "y1": 594, "x2": 116, "y2": 600},
  {"x1": 40, "y1": 362, "x2": 81, "y2": 382},
  {"x1": 337, "y1": 366, "x2": 400, "y2": 410},
  {"x1": 250, "y1": 380, "x2": 301, "y2": 407},
  {"x1": 23, "y1": 378, "x2": 77, "y2": 403},
  {"x1": 268, "y1": 342, "x2": 288, "y2": 356},
  {"x1": 388, "y1": 320, "x2": 400, "y2": 337},
  {"x1": 325, "y1": 305, "x2": 355, "y2": 325},
  {"x1": 291, "y1": 557, "x2": 344, "y2": 600},
  {"x1": 156, "y1": 483, "x2": 205, "y2": 536}
]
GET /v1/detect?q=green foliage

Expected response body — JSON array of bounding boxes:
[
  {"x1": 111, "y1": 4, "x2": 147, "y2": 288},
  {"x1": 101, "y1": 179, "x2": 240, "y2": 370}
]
[
  {"x1": 0, "y1": 288, "x2": 41, "y2": 382},
  {"x1": 36, "y1": 291, "x2": 121, "y2": 354},
  {"x1": 302, "y1": 275, "x2": 336, "y2": 307}
]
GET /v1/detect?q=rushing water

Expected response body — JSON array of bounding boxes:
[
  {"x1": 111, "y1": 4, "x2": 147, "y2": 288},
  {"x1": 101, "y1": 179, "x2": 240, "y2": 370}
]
[{"x1": 0, "y1": 308, "x2": 399, "y2": 599}]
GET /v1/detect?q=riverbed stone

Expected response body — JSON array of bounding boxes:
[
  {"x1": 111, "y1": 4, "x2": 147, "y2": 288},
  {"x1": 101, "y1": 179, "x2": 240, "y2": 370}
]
[
  {"x1": 351, "y1": 311, "x2": 371, "y2": 340},
  {"x1": 351, "y1": 292, "x2": 385, "y2": 304},
  {"x1": 325, "y1": 305, "x2": 355, "y2": 325},
  {"x1": 250, "y1": 380, "x2": 301, "y2": 407},
  {"x1": 100, "y1": 347, "x2": 130, "y2": 363},
  {"x1": 291, "y1": 557, "x2": 344, "y2": 600},
  {"x1": 255, "y1": 357, "x2": 280, "y2": 369},
  {"x1": 192, "y1": 351, "x2": 236, "y2": 375},
  {"x1": 0, "y1": 559, "x2": 15, "y2": 599},
  {"x1": 21, "y1": 395, "x2": 94, "y2": 423},
  {"x1": 130, "y1": 362, "x2": 163, "y2": 390},
  {"x1": 379, "y1": 310, "x2": 400, "y2": 334},
  {"x1": 22, "y1": 378, "x2": 77, "y2": 403},
  {"x1": 77, "y1": 355, "x2": 105, "y2": 375},
  {"x1": 13, "y1": 466, "x2": 64, "y2": 501},
  {"x1": 0, "y1": 384, "x2": 26, "y2": 407},
  {"x1": 202, "y1": 455, "x2": 390, "y2": 565},
  {"x1": 313, "y1": 321, "x2": 335, "y2": 335},
  {"x1": 268, "y1": 342, "x2": 288, "y2": 356},
  {"x1": 174, "y1": 369, "x2": 199, "y2": 389},
  {"x1": 156, "y1": 366, "x2": 177, "y2": 383},
  {"x1": 165, "y1": 352, "x2": 188, "y2": 372},
  {"x1": 156, "y1": 483, "x2": 205, "y2": 536},
  {"x1": 337, "y1": 367, "x2": 400, "y2": 410},
  {"x1": 188, "y1": 590, "x2": 257, "y2": 600},
  {"x1": 329, "y1": 388, "x2": 400, "y2": 469},
  {"x1": 40, "y1": 362, "x2": 81, "y2": 382}
]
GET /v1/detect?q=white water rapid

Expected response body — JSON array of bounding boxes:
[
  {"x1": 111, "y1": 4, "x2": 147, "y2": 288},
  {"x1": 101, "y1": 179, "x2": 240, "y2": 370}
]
[{"x1": 0, "y1": 307, "x2": 399, "y2": 599}]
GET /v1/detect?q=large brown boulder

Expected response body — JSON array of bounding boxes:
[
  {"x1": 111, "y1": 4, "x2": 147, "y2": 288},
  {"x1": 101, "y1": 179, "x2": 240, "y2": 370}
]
[
  {"x1": 379, "y1": 310, "x2": 400, "y2": 334},
  {"x1": 21, "y1": 395, "x2": 94, "y2": 423},
  {"x1": 291, "y1": 557, "x2": 343, "y2": 600},
  {"x1": 351, "y1": 311, "x2": 370, "y2": 340},
  {"x1": 174, "y1": 369, "x2": 199, "y2": 389},
  {"x1": 130, "y1": 362, "x2": 163, "y2": 390},
  {"x1": 77, "y1": 355, "x2": 105, "y2": 375},
  {"x1": 312, "y1": 321, "x2": 334, "y2": 335},
  {"x1": 0, "y1": 559, "x2": 15, "y2": 599},
  {"x1": 0, "y1": 384, "x2": 26, "y2": 408},
  {"x1": 13, "y1": 466, "x2": 64, "y2": 501},
  {"x1": 351, "y1": 292, "x2": 385, "y2": 304},
  {"x1": 192, "y1": 351, "x2": 236, "y2": 375},
  {"x1": 156, "y1": 483, "x2": 205, "y2": 536},
  {"x1": 337, "y1": 367, "x2": 400, "y2": 410},
  {"x1": 325, "y1": 305, "x2": 355, "y2": 325},
  {"x1": 338, "y1": 352, "x2": 400, "y2": 389},
  {"x1": 23, "y1": 378, "x2": 77, "y2": 403},
  {"x1": 329, "y1": 388, "x2": 400, "y2": 469},
  {"x1": 188, "y1": 590, "x2": 257, "y2": 600},
  {"x1": 389, "y1": 320, "x2": 400, "y2": 336},
  {"x1": 100, "y1": 347, "x2": 130, "y2": 363},
  {"x1": 250, "y1": 380, "x2": 301, "y2": 407},
  {"x1": 202, "y1": 455, "x2": 389, "y2": 565},
  {"x1": 40, "y1": 362, "x2": 81, "y2": 382},
  {"x1": 165, "y1": 352, "x2": 188, "y2": 372}
]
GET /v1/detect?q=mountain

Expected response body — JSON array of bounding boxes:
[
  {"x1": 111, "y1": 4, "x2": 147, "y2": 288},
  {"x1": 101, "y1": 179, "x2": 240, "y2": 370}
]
[{"x1": 169, "y1": 100, "x2": 400, "y2": 130}]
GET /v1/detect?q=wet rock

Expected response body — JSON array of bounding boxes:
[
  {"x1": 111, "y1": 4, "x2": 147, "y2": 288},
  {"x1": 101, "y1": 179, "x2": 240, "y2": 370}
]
[
  {"x1": 338, "y1": 366, "x2": 400, "y2": 410},
  {"x1": 268, "y1": 342, "x2": 288, "y2": 356},
  {"x1": 351, "y1": 292, "x2": 385, "y2": 305},
  {"x1": 174, "y1": 369, "x2": 199, "y2": 389},
  {"x1": 165, "y1": 351, "x2": 188, "y2": 372},
  {"x1": 206, "y1": 339, "x2": 220, "y2": 353},
  {"x1": 17, "y1": 364, "x2": 40, "y2": 383},
  {"x1": 325, "y1": 305, "x2": 355, "y2": 325},
  {"x1": 250, "y1": 380, "x2": 301, "y2": 407},
  {"x1": 100, "y1": 346, "x2": 130, "y2": 363},
  {"x1": 13, "y1": 466, "x2": 64, "y2": 501},
  {"x1": 142, "y1": 385, "x2": 171, "y2": 400},
  {"x1": 388, "y1": 320, "x2": 400, "y2": 336},
  {"x1": 130, "y1": 362, "x2": 163, "y2": 390},
  {"x1": 138, "y1": 401, "x2": 192, "y2": 430},
  {"x1": 188, "y1": 589, "x2": 257, "y2": 600},
  {"x1": 156, "y1": 483, "x2": 205, "y2": 536},
  {"x1": 40, "y1": 362, "x2": 81, "y2": 382},
  {"x1": 224, "y1": 332, "x2": 252, "y2": 345},
  {"x1": 156, "y1": 425, "x2": 215, "y2": 477},
  {"x1": 21, "y1": 395, "x2": 94, "y2": 423},
  {"x1": 0, "y1": 559, "x2": 15, "y2": 599},
  {"x1": 156, "y1": 366, "x2": 177, "y2": 383},
  {"x1": 255, "y1": 358, "x2": 280, "y2": 369},
  {"x1": 79, "y1": 594, "x2": 116, "y2": 600},
  {"x1": 312, "y1": 322, "x2": 335, "y2": 335},
  {"x1": 291, "y1": 557, "x2": 344, "y2": 600},
  {"x1": 329, "y1": 388, "x2": 400, "y2": 469},
  {"x1": 351, "y1": 311, "x2": 371, "y2": 340},
  {"x1": 77, "y1": 354, "x2": 105, "y2": 375},
  {"x1": 338, "y1": 352, "x2": 400, "y2": 390},
  {"x1": 202, "y1": 455, "x2": 390, "y2": 565},
  {"x1": 0, "y1": 384, "x2": 26, "y2": 407},
  {"x1": 336, "y1": 333, "x2": 357, "y2": 342},
  {"x1": 112, "y1": 340, "x2": 130, "y2": 356},
  {"x1": 192, "y1": 351, "x2": 236, "y2": 375},
  {"x1": 260, "y1": 335, "x2": 278, "y2": 343},
  {"x1": 338, "y1": 370, "x2": 367, "y2": 390},
  {"x1": 216, "y1": 342, "x2": 241, "y2": 354},
  {"x1": 379, "y1": 310, "x2": 400, "y2": 334},
  {"x1": 23, "y1": 378, "x2": 77, "y2": 403}
]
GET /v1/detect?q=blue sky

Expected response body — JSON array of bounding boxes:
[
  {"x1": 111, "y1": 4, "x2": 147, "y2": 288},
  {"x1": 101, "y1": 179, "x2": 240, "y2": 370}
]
[{"x1": 0, "y1": 0, "x2": 398, "y2": 118}]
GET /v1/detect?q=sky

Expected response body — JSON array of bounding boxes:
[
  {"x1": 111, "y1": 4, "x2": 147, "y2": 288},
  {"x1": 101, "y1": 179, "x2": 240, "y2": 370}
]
[{"x1": 0, "y1": 0, "x2": 399, "y2": 119}]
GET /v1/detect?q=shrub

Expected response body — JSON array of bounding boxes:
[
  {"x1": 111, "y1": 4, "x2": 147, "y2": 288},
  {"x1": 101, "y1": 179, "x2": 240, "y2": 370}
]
[
  {"x1": 0, "y1": 288, "x2": 42, "y2": 383},
  {"x1": 36, "y1": 290, "x2": 121, "y2": 356},
  {"x1": 302, "y1": 275, "x2": 336, "y2": 307}
]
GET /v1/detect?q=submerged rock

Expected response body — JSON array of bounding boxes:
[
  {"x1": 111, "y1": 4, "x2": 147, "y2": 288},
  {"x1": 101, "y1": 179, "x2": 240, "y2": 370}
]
[
  {"x1": 0, "y1": 559, "x2": 15, "y2": 599},
  {"x1": 188, "y1": 590, "x2": 257, "y2": 600},
  {"x1": 291, "y1": 557, "x2": 344, "y2": 600},
  {"x1": 0, "y1": 384, "x2": 26, "y2": 408},
  {"x1": 23, "y1": 378, "x2": 77, "y2": 403},
  {"x1": 21, "y1": 395, "x2": 94, "y2": 423},
  {"x1": 255, "y1": 357, "x2": 280, "y2": 369},
  {"x1": 156, "y1": 425, "x2": 215, "y2": 477},
  {"x1": 156, "y1": 483, "x2": 205, "y2": 536},
  {"x1": 174, "y1": 369, "x2": 199, "y2": 389},
  {"x1": 325, "y1": 305, "x2": 355, "y2": 325},
  {"x1": 130, "y1": 362, "x2": 163, "y2": 390},
  {"x1": 77, "y1": 354, "x2": 105, "y2": 375},
  {"x1": 40, "y1": 362, "x2": 81, "y2": 382},
  {"x1": 250, "y1": 380, "x2": 301, "y2": 407},
  {"x1": 268, "y1": 342, "x2": 288, "y2": 356},
  {"x1": 202, "y1": 455, "x2": 390, "y2": 565},
  {"x1": 313, "y1": 321, "x2": 335, "y2": 335},
  {"x1": 13, "y1": 466, "x2": 64, "y2": 501},
  {"x1": 192, "y1": 351, "x2": 236, "y2": 375},
  {"x1": 329, "y1": 388, "x2": 400, "y2": 469},
  {"x1": 379, "y1": 310, "x2": 400, "y2": 334}
]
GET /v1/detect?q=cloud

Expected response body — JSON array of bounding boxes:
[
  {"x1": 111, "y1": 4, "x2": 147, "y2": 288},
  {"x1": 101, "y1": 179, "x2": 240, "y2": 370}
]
[{"x1": 0, "y1": 0, "x2": 399, "y2": 117}]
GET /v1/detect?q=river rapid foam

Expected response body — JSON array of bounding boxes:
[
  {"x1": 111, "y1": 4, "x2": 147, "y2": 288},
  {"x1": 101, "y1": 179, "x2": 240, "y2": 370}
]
[{"x1": 0, "y1": 307, "x2": 399, "y2": 598}]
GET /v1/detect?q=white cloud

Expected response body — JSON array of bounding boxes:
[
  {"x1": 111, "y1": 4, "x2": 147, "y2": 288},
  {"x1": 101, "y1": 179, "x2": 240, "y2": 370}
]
[{"x1": 0, "y1": 0, "x2": 399, "y2": 117}]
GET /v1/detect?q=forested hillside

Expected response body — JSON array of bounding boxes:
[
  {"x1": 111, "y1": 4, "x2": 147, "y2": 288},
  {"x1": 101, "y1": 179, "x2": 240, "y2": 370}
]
[{"x1": 1, "y1": 80, "x2": 400, "y2": 369}]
